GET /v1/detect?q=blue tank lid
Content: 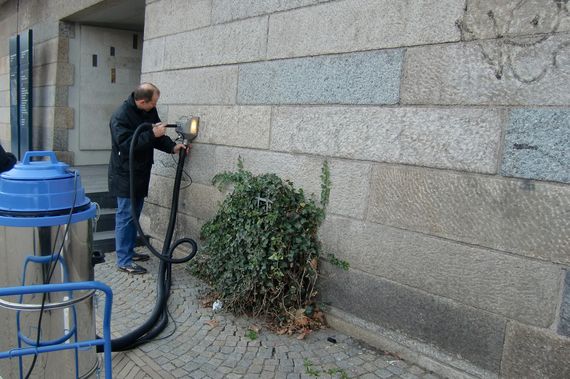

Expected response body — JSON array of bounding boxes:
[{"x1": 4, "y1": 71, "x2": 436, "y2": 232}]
[{"x1": 0, "y1": 151, "x2": 96, "y2": 227}]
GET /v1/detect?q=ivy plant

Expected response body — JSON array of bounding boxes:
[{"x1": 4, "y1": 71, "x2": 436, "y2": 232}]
[{"x1": 190, "y1": 158, "x2": 331, "y2": 323}]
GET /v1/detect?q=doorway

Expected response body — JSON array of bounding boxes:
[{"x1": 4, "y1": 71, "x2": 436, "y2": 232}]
[{"x1": 63, "y1": 0, "x2": 145, "y2": 166}]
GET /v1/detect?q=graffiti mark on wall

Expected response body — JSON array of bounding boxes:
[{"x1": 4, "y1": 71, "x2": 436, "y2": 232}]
[{"x1": 457, "y1": 0, "x2": 569, "y2": 83}]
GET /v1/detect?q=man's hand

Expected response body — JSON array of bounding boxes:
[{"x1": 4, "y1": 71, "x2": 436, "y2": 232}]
[
  {"x1": 152, "y1": 122, "x2": 167, "y2": 138},
  {"x1": 173, "y1": 143, "x2": 191, "y2": 155}
]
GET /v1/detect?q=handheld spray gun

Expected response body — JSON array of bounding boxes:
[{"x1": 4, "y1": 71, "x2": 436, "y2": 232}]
[{"x1": 98, "y1": 116, "x2": 200, "y2": 352}]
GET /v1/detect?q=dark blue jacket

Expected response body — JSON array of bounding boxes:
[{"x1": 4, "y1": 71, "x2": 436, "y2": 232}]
[
  {"x1": 108, "y1": 93, "x2": 175, "y2": 198},
  {"x1": 0, "y1": 144, "x2": 16, "y2": 173}
]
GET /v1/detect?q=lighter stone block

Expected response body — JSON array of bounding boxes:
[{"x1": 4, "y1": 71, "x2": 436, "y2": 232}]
[
  {"x1": 267, "y1": 0, "x2": 463, "y2": 59},
  {"x1": 501, "y1": 323, "x2": 570, "y2": 379},
  {"x1": 33, "y1": 107, "x2": 73, "y2": 133},
  {"x1": 32, "y1": 86, "x2": 60, "y2": 107},
  {"x1": 212, "y1": 0, "x2": 327, "y2": 23},
  {"x1": 0, "y1": 123, "x2": 9, "y2": 140},
  {"x1": 0, "y1": 91, "x2": 8, "y2": 109},
  {"x1": 0, "y1": 107, "x2": 9, "y2": 123},
  {"x1": 459, "y1": 0, "x2": 570, "y2": 41},
  {"x1": 25, "y1": 21, "x2": 60, "y2": 44},
  {"x1": 168, "y1": 105, "x2": 271, "y2": 149},
  {"x1": 271, "y1": 106, "x2": 503, "y2": 173},
  {"x1": 320, "y1": 215, "x2": 561, "y2": 327},
  {"x1": 33, "y1": 62, "x2": 73, "y2": 87},
  {"x1": 328, "y1": 159, "x2": 371, "y2": 220},
  {"x1": 141, "y1": 37, "x2": 164, "y2": 73},
  {"x1": 0, "y1": 56, "x2": 9, "y2": 75},
  {"x1": 0, "y1": 74, "x2": 8, "y2": 92},
  {"x1": 34, "y1": 38, "x2": 59, "y2": 66},
  {"x1": 501, "y1": 109, "x2": 570, "y2": 184},
  {"x1": 402, "y1": 34, "x2": 570, "y2": 105},
  {"x1": 0, "y1": 12, "x2": 16, "y2": 57},
  {"x1": 238, "y1": 50, "x2": 402, "y2": 105},
  {"x1": 164, "y1": 17, "x2": 267, "y2": 69},
  {"x1": 184, "y1": 144, "x2": 367, "y2": 219},
  {"x1": 368, "y1": 164, "x2": 570, "y2": 265},
  {"x1": 144, "y1": 66, "x2": 238, "y2": 105},
  {"x1": 144, "y1": 0, "x2": 211, "y2": 39},
  {"x1": 33, "y1": 107, "x2": 55, "y2": 128}
]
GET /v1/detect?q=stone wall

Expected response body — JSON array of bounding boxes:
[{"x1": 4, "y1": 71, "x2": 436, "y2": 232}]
[
  {"x1": 0, "y1": 0, "x2": 101, "y2": 162},
  {"x1": 0, "y1": 0, "x2": 567, "y2": 377},
  {"x1": 143, "y1": 1, "x2": 569, "y2": 378}
]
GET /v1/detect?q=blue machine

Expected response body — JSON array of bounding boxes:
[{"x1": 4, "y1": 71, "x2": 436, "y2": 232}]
[{"x1": 0, "y1": 151, "x2": 112, "y2": 378}]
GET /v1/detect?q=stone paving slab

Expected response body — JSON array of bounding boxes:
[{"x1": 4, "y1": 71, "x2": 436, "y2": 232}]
[{"x1": 95, "y1": 252, "x2": 443, "y2": 379}]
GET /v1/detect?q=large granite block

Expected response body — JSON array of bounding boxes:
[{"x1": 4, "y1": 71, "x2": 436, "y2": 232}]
[
  {"x1": 271, "y1": 106, "x2": 503, "y2": 173},
  {"x1": 168, "y1": 105, "x2": 271, "y2": 149},
  {"x1": 320, "y1": 215, "x2": 561, "y2": 327},
  {"x1": 142, "y1": 202, "x2": 204, "y2": 245},
  {"x1": 212, "y1": 0, "x2": 326, "y2": 24},
  {"x1": 368, "y1": 164, "x2": 570, "y2": 265},
  {"x1": 33, "y1": 37, "x2": 59, "y2": 66},
  {"x1": 164, "y1": 17, "x2": 267, "y2": 69},
  {"x1": 559, "y1": 271, "x2": 570, "y2": 337},
  {"x1": 148, "y1": 176, "x2": 225, "y2": 222},
  {"x1": 319, "y1": 264, "x2": 506, "y2": 373},
  {"x1": 501, "y1": 109, "x2": 570, "y2": 183},
  {"x1": 184, "y1": 144, "x2": 369, "y2": 219},
  {"x1": 143, "y1": 66, "x2": 238, "y2": 105},
  {"x1": 238, "y1": 50, "x2": 402, "y2": 105},
  {"x1": 402, "y1": 35, "x2": 570, "y2": 105},
  {"x1": 501, "y1": 322, "x2": 570, "y2": 379},
  {"x1": 141, "y1": 37, "x2": 164, "y2": 73},
  {"x1": 267, "y1": 0, "x2": 462, "y2": 59},
  {"x1": 145, "y1": 0, "x2": 211, "y2": 39},
  {"x1": 33, "y1": 62, "x2": 73, "y2": 87}
]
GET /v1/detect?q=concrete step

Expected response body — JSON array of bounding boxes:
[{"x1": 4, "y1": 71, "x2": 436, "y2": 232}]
[
  {"x1": 95, "y1": 208, "x2": 116, "y2": 233},
  {"x1": 88, "y1": 191, "x2": 116, "y2": 209},
  {"x1": 93, "y1": 230, "x2": 150, "y2": 254}
]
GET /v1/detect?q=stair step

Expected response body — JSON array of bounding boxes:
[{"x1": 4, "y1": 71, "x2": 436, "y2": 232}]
[
  {"x1": 93, "y1": 230, "x2": 150, "y2": 253},
  {"x1": 93, "y1": 230, "x2": 116, "y2": 253},
  {"x1": 95, "y1": 208, "x2": 116, "y2": 233},
  {"x1": 88, "y1": 191, "x2": 116, "y2": 209}
]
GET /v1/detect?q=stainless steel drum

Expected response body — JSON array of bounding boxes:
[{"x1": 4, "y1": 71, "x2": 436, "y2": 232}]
[{"x1": 0, "y1": 151, "x2": 98, "y2": 379}]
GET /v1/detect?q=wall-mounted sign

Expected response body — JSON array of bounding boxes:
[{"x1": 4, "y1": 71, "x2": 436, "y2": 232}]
[{"x1": 8, "y1": 30, "x2": 33, "y2": 160}]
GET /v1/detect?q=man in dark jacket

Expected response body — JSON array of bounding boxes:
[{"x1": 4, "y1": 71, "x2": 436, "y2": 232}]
[
  {"x1": 0, "y1": 144, "x2": 17, "y2": 173},
  {"x1": 108, "y1": 83, "x2": 186, "y2": 274}
]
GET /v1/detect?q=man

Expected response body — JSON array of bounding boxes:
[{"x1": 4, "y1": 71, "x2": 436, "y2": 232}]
[
  {"x1": 0, "y1": 144, "x2": 17, "y2": 173},
  {"x1": 108, "y1": 83, "x2": 186, "y2": 274}
]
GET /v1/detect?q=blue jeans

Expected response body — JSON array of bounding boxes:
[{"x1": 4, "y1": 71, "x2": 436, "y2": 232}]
[{"x1": 115, "y1": 196, "x2": 144, "y2": 267}]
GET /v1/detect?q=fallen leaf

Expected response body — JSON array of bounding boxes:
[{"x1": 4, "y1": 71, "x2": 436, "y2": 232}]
[
  {"x1": 310, "y1": 258, "x2": 318, "y2": 270},
  {"x1": 204, "y1": 319, "x2": 220, "y2": 328},
  {"x1": 249, "y1": 324, "x2": 261, "y2": 333}
]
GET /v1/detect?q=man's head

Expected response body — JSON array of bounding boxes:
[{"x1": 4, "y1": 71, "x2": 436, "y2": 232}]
[{"x1": 134, "y1": 83, "x2": 160, "y2": 112}]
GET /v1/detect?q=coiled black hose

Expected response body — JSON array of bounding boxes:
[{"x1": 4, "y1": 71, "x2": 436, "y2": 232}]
[{"x1": 97, "y1": 123, "x2": 197, "y2": 352}]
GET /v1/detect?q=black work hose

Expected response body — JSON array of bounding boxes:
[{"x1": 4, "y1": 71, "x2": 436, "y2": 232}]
[{"x1": 97, "y1": 123, "x2": 197, "y2": 352}]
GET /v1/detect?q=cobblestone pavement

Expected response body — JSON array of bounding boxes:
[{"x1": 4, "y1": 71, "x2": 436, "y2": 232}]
[{"x1": 95, "y1": 252, "x2": 443, "y2": 379}]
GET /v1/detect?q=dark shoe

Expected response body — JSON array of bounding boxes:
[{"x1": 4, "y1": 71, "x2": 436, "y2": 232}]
[
  {"x1": 132, "y1": 252, "x2": 150, "y2": 262},
  {"x1": 118, "y1": 263, "x2": 147, "y2": 275}
]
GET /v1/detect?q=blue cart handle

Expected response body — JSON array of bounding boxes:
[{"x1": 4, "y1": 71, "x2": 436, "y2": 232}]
[{"x1": 21, "y1": 151, "x2": 59, "y2": 165}]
